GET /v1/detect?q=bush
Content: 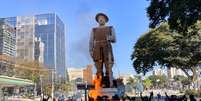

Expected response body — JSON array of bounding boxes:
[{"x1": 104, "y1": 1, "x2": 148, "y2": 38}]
[{"x1": 185, "y1": 89, "x2": 201, "y2": 97}]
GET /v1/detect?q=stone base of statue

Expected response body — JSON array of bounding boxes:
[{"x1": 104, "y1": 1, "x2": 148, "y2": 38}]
[
  {"x1": 89, "y1": 88, "x2": 118, "y2": 100},
  {"x1": 88, "y1": 76, "x2": 125, "y2": 101}
]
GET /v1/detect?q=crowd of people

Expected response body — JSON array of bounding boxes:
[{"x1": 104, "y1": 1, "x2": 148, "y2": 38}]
[
  {"x1": 88, "y1": 92, "x2": 201, "y2": 101},
  {"x1": 40, "y1": 92, "x2": 201, "y2": 101}
]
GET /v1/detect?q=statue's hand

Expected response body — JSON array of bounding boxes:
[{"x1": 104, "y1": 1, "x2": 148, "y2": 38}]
[
  {"x1": 90, "y1": 52, "x2": 93, "y2": 57},
  {"x1": 110, "y1": 40, "x2": 115, "y2": 43}
]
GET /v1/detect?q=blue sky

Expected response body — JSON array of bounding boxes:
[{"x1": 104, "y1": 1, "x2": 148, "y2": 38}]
[{"x1": 0, "y1": 0, "x2": 150, "y2": 76}]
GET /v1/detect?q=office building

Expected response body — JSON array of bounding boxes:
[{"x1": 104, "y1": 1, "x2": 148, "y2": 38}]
[
  {"x1": 0, "y1": 19, "x2": 16, "y2": 75},
  {"x1": 83, "y1": 64, "x2": 93, "y2": 84},
  {"x1": 15, "y1": 16, "x2": 35, "y2": 61},
  {"x1": 67, "y1": 67, "x2": 84, "y2": 82},
  {"x1": 167, "y1": 67, "x2": 186, "y2": 79},
  {"x1": 2, "y1": 13, "x2": 66, "y2": 76},
  {"x1": 153, "y1": 68, "x2": 166, "y2": 76},
  {"x1": 34, "y1": 37, "x2": 44, "y2": 63}
]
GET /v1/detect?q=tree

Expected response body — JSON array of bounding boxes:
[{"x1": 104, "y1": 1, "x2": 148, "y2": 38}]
[
  {"x1": 0, "y1": 55, "x2": 50, "y2": 82},
  {"x1": 131, "y1": 23, "x2": 175, "y2": 74},
  {"x1": 173, "y1": 75, "x2": 191, "y2": 88},
  {"x1": 148, "y1": 75, "x2": 168, "y2": 88},
  {"x1": 0, "y1": 55, "x2": 15, "y2": 76},
  {"x1": 143, "y1": 78, "x2": 152, "y2": 89},
  {"x1": 126, "y1": 76, "x2": 139, "y2": 94},
  {"x1": 173, "y1": 75, "x2": 186, "y2": 82},
  {"x1": 147, "y1": 0, "x2": 201, "y2": 33},
  {"x1": 54, "y1": 82, "x2": 73, "y2": 95},
  {"x1": 131, "y1": 22, "x2": 201, "y2": 82},
  {"x1": 0, "y1": 55, "x2": 54, "y2": 95},
  {"x1": 127, "y1": 76, "x2": 137, "y2": 86},
  {"x1": 14, "y1": 60, "x2": 49, "y2": 83}
]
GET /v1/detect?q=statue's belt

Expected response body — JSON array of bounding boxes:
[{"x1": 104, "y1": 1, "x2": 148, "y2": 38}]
[{"x1": 94, "y1": 40, "x2": 110, "y2": 43}]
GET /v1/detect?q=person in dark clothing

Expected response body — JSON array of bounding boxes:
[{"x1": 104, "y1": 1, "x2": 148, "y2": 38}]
[
  {"x1": 189, "y1": 94, "x2": 196, "y2": 101},
  {"x1": 130, "y1": 97, "x2": 136, "y2": 101},
  {"x1": 102, "y1": 96, "x2": 109, "y2": 101},
  {"x1": 157, "y1": 93, "x2": 161, "y2": 101},
  {"x1": 165, "y1": 92, "x2": 187, "y2": 101},
  {"x1": 140, "y1": 92, "x2": 153, "y2": 101},
  {"x1": 96, "y1": 96, "x2": 103, "y2": 101},
  {"x1": 180, "y1": 94, "x2": 188, "y2": 101},
  {"x1": 122, "y1": 95, "x2": 131, "y2": 101},
  {"x1": 165, "y1": 92, "x2": 178, "y2": 101},
  {"x1": 59, "y1": 95, "x2": 65, "y2": 101},
  {"x1": 112, "y1": 94, "x2": 120, "y2": 101},
  {"x1": 42, "y1": 95, "x2": 49, "y2": 101}
]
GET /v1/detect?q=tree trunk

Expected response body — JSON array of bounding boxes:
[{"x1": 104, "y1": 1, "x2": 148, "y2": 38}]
[
  {"x1": 181, "y1": 68, "x2": 191, "y2": 77},
  {"x1": 191, "y1": 67, "x2": 197, "y2": 82},
  {"x1": 191, "y1": 67, "x2": 198, "y2": 89}
]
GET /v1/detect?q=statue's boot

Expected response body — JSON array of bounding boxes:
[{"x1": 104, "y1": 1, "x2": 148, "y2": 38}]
[
  {"x1": 95, "y1": 61, "x2": 103, "y2": 87},
  {"x1": 106, "y1": 64, "x2": 113, "y2": 88}
]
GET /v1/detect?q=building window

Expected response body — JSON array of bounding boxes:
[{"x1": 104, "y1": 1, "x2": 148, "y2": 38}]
[{"x1": 37, "y1": 19, "x2": 48, "y2": 25}]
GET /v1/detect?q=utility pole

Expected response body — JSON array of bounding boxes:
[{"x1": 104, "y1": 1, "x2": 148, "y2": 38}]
[
  {"x1": 34, "y1": 83, "x2": 37, "y2": 97},
  {"x1": 85, "y1": 81, "x2": 87, "y2": 101},
  {"x1": 51, "y1": 70, "x2": 55, "y2": 99},
  {"x1": 40, "y1": 75, "x2": 43, "y2": 95}
]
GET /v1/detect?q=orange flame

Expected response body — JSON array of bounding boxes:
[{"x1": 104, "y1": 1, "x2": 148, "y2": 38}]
[{"x1": 88, "y1": 75, "x2": 103, "y2": 100}]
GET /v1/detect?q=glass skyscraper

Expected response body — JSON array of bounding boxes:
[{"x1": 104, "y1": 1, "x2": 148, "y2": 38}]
[{"x1": 2, "y1": 13, "x2": 66, "y2": 76}]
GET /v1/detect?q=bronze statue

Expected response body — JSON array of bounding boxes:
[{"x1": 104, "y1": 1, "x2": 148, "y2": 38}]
[{"x1": 89, "y1": 13, "x2": 116, "y2": 88}]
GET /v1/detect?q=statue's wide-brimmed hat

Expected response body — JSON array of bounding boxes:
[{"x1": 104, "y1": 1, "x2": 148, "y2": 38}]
[{"x1": 95, "y1": 13, "x2": 109, "y2": 22}]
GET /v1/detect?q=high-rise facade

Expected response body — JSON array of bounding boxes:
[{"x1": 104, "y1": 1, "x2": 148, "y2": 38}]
[
  {"x1": 0, "y1": 19, "x2": 16, "y2": 75},
  {"x1": 153, "y1": 68, "x2": 166, "y2": 76},
  {"x1": 34, "y1": 37, "x2": 44, "y2": 63},
  {"x1": 34, "y1": 13, "x2": 66, "y2": 76},
  {"x1": 16, "y1": 16, "x2": 35, "y2": 61},
  {"x1": 2, "y1": 13, "x2": 66, "y2": 76},
  {"x1": 0, "y1": 19, "x2": 15, "y2": 56},
  {"x1": 167, "y1": 67, "x2": 186, "y2": 79}
]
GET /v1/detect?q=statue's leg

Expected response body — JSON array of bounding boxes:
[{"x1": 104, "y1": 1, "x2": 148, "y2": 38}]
[
  {"x1": 95, "y1": 61, "x2": 103, "y2": 79},
  {"x1": 105, "y1": 63, "x2": 113, "y2": 87}
]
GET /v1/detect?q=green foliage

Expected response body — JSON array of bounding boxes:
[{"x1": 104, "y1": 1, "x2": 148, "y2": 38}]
[
  {"x1": 43, "y1": 84, "x2": 52, "y2": 96},
  {"x1": 147, "y1": 0, "x2": 201, "y2": 32},
  {"x1": 14, "y1": 61, "x2": 49, "y2": 83},
  {"x1": 126, "y1": 76, "x2": 142, "y2": 86},
  {"x1": 131, "y1": 22, "x2": 201, "y2": 81},
  {"x1": 142, "y1": 78, "x2": 152, "y2": 89},
  {"x1": 127, "y1": 76, "x2": 137, "y2": 86},
  {"x1": 173, "y1": 75, "x2": 185, "y2": 81},
  {"x1": 131, "y1": 24, "x2": 175, "y2": 74},
  {"x1": 54, "y1": 82, "x2": 73, "y2": 95},
  {"x1": 185, "y1": 89, "x2": 201, "y2": 97},
  {"x1": 148, "y1": 75, "x2": 168, "y2": 88},
  {"x1": 173, "y1": 75, "x2": 191, "y2": 85}
]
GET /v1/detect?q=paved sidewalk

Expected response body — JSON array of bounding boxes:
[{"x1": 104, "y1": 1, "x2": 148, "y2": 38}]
[{"x1": 8, "y1": 97, "x2": 41, "y2": 101}]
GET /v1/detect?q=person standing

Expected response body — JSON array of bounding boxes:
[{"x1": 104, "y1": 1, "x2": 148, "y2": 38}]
[{"x1": 157, "y1": 92, "x2": 161, "y2": 101}]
